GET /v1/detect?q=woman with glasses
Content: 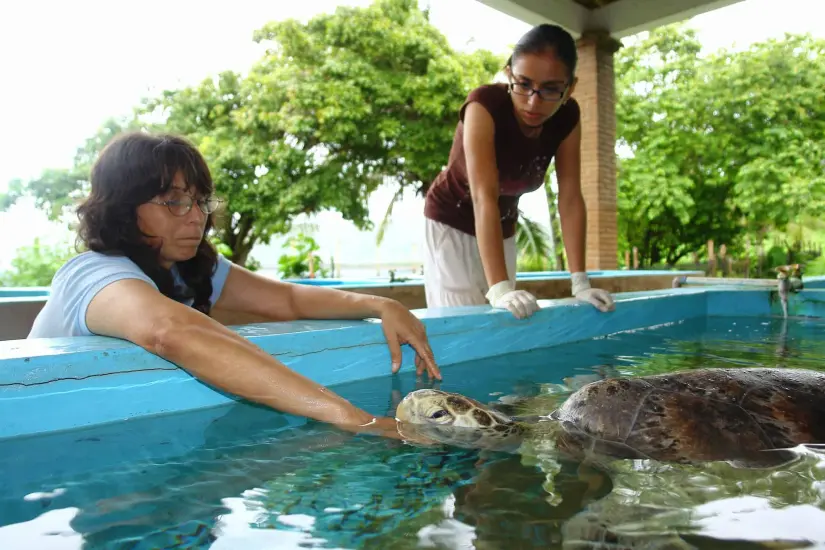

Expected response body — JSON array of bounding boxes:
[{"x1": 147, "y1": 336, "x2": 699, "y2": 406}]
[
  {"x1": 423, "y1": 23, "x2": 615, "y2": 319},
  {"x1": 28, "y1": 132, "x2": 439, "y2": 439}
]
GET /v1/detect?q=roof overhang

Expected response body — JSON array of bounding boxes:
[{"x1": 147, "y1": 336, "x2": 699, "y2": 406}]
[{"x1": 475, "y1": 0, "x2": 747, "y2": 38}]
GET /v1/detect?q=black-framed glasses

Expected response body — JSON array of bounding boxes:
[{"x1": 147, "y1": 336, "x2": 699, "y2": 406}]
[
  {"x1": 148, "y1": 196, "x2": 224, "y2": 217},
  {"x1": 508, "y1": 78, "x2": 568, "y2": 101}
]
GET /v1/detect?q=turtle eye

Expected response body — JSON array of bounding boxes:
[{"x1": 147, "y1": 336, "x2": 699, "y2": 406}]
[{"x1": 430, "y1": 409, "x2": 449, "y2": 420}]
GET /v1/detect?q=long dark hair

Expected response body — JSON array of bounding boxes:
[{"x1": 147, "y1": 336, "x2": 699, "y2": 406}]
[
  {"x1": 76, "y1": 132, "x2": 218, "y2": 314},
  {"x1": 506, "y1": 24, "x2": 578, "y2": 79}
]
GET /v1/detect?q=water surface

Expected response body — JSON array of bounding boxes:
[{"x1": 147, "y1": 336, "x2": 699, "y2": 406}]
[{"x1": 2, "y1": 315, "x2": 825, "y2": 549}]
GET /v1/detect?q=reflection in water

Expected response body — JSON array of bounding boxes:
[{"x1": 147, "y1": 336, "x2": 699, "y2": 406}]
[
  {"x1": 557, "y1": 445, "x2": 825, "y2": 549},
  {"x1": 0, "y1": 507, "x2": 83, "y2": 550},
  {"x1": 3, "y1": 316, "x2": 825, "y2": 549}
]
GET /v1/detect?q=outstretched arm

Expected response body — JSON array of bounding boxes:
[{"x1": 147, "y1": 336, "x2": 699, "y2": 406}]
[
  {"x1": 85, "y1": 279, "x2": 403, "y2": 437},
  {"x1": 214, "y1": 264, "x2": 440, "y2": 379}
]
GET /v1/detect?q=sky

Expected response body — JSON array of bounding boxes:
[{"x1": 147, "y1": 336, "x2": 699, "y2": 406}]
[{"x1": 1, "y1": 0, "x2": 823, "y2": 273}]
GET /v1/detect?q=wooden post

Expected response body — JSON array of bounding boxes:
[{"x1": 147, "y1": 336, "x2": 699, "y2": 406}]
[
  {"x1": 707, "y1": 240, "x2": 716, "y2": 277},
  {"x1": 632, "y1": 247, "x2": 639, "y2": 269},
  {"x1": 308, "y1": 252, "x2": 315, "y2": 279},
  {"x1": 624, "y1": 250, "x2": 630, "y2": 269},
  {"x1": 719, "y1": 244, "x2": 727, "y2": 277}
]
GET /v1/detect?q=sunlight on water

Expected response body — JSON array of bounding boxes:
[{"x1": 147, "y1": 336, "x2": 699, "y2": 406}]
[{"x1": 3, "y1": 315, "x2": 825, "y2": 549}]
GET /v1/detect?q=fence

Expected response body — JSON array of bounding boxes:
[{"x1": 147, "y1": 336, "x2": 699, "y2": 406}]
[{"x1": 624, "y1": 239, "x2": 823, "y2": 278}]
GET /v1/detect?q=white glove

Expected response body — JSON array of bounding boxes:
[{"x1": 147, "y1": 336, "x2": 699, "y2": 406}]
[
  {"x1": 571, "y1": 272, "x2": 615, "y2": 313},
  {"x1": 485, "y1": 280, "x2": 539, "y2": 319}
]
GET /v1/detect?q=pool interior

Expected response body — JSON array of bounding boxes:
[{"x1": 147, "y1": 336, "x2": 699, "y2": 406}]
[{"x1": 3, "y1": 314, "x2": 825, "y2": 549}]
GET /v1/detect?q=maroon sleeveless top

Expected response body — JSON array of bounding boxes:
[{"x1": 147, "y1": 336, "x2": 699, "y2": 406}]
[{"x1": 423, "y1": 83, "x2": 580, "y2": 239}]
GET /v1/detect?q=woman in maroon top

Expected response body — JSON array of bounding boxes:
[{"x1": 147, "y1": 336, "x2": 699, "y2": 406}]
[{"x1": 423, "y1": 23, "x2": 615, "y2": 319}]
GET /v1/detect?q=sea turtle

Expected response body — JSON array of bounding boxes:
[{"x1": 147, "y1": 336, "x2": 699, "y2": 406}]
[
  {"x1": 395, "y1": 367, "x2": 825, "y2": 466},
  {"x1": 395, "y1": 367, "x2": 825, "y2": 548}
]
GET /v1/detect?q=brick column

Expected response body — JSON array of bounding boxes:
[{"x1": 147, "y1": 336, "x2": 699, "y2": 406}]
[{"x1": 573, "y1": 29, "x2": 621, "y2": 270}]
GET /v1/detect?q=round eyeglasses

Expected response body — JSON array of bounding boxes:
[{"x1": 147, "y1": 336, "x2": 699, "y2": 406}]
[{"x1": 148, "y1": 196, "x2": 224, "y2": 217}]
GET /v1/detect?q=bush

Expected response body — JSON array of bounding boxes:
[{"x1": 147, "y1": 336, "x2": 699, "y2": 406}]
[
  {"x1": 277, "y1": 233, "x2": 329, "y2": 279},
  {"x1": 0, "y1": 238, "x2": 76, "y2": 287},
  {"x1": 803, "y1": 255, "x2": 825, "y2": 276},
  {"x1": 209, "y1": 237, "x2": 261, "y2": 272}
]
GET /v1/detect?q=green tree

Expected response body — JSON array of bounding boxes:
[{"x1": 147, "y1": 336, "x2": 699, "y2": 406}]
[
  {"x1": 1, "y1": 118, "x2": 141, "y2": 223},
  {"x1": 616, "y1": 26, "x2": 825, "y2": 266},
  {"x1": 3, "y1": 0, "x2": 501, "y2": 268},
  {"x1": 276, "y1": 232, "x2": 329, "y2": 279},
  {"x1": 516, "y1": 212, "x2": 552, "y2": 272},
  {"x1": 139, "y1": 70, "x2": 381, "y2": 267},
  {"x1": 0, "y1": 238, "x2": 76, "y2": 287},
  {"x1": 246, "y1": 0, "x2": 502, "y2": 244}
]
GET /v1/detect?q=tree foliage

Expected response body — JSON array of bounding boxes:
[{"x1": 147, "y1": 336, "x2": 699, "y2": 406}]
[
  {"x1": 516, "y1": 210, "x2": 552, "y2": 272},
  {"x1": 246, "y1": 0, "x2": 502, "y2": 195},
  {"x1": 246, "y1": 0, "x2": 502, "y2": 246},
  {"x1": 1, "y1": 119, "x2": 142, "y2": 223},
  {"x1": 139, "y1": 70, "x2": 378, "y2": 266},
  {"x1": 0, "y1": 238, "x2": 76, "y2": 287},
  {"x1": 616, "y1": 25, "x2": 825, "y2": 266},
  {"x1": 1, "y1": 0, "x2": 501, "y2": 269},
  {"x1": 276, "y1": 233, "x2": 330, "y2": 279}
]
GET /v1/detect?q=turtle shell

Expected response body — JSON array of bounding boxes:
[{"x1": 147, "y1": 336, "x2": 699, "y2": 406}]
[{"x1": 551, "y1": 367, "x2": 825, "y2": 466}]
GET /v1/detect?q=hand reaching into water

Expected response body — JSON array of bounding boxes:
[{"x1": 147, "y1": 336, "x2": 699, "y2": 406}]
[
  {"x1": 345, "y1": 416, "x2": 437, "y2": 446},
  {"x1": 350, "y1": 416, "x2": 406, "y2": 440}
]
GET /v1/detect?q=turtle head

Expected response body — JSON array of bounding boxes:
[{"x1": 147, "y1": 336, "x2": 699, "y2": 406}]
[{"x1": 395, "y1": 389, "x2": 525, "y2": 451}]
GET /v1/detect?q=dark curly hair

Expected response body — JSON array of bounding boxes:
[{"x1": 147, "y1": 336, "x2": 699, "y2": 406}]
[{"x1": 76, "y1": 132, "x2": 219, "y2": 314}]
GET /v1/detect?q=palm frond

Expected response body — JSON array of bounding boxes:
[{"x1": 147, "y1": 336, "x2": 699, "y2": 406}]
[
  {"x1": 375, "y1": 186, "x2": 405, "y2": 247},
  {"x1": 516, "y1": 210, "x2": 552, "y2": 271}
]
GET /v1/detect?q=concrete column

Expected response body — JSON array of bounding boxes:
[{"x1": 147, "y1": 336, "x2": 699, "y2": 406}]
[{"x1": 573, "y1": 29, "x2": 621, "y2": 270}]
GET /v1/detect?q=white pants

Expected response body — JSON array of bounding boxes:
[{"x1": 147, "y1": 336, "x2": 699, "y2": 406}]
[{"x1": 423, "y1": 218, "x2": 517, "y2": 308}]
